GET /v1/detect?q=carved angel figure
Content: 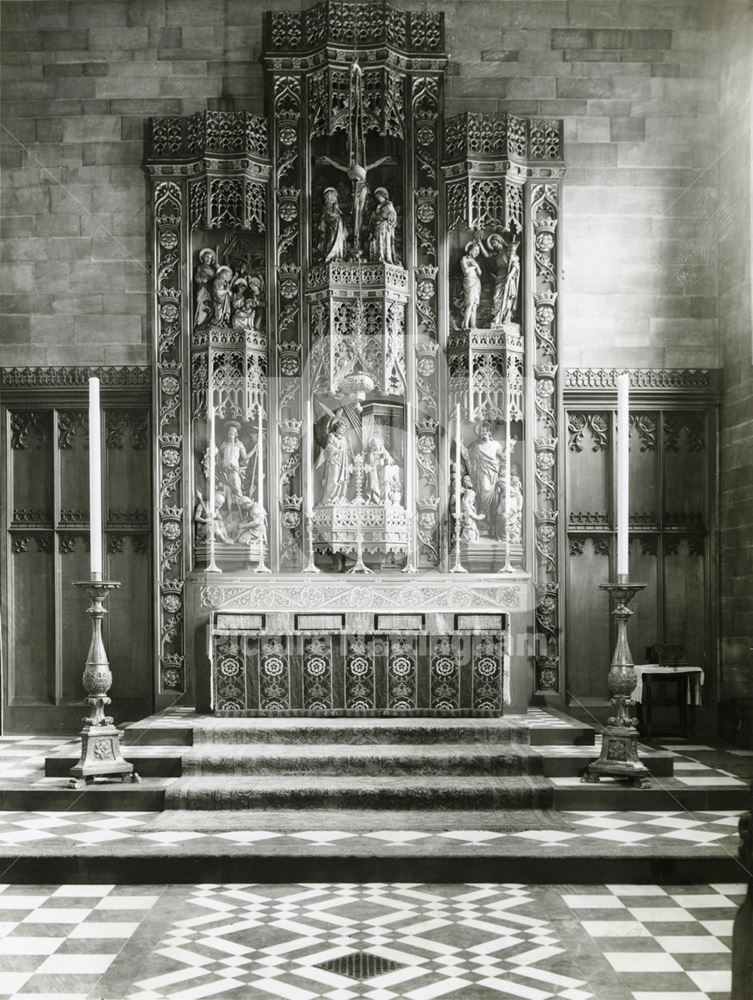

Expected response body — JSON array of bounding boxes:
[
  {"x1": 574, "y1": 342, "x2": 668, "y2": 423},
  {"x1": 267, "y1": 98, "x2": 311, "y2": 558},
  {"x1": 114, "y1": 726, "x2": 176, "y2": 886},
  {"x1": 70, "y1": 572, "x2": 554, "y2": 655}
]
[
  {"x1": 315, "y1": 418, "x2": 353, "y2": 505},
  {"x1": 194, "y1": 247, "x2": 216, "y2": 328},
  {"x1": 368, "y1": 187, "x2": 398, "y2": 265},
  {"x1": 319, "y1": 187, "x2": 348, "y2": 263}
]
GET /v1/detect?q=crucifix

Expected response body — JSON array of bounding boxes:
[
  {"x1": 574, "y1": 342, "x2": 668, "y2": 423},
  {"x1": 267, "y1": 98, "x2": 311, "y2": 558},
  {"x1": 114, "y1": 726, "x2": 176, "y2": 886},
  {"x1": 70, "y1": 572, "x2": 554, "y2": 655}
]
[{"x1": 317, "y1": 61, "x2": 394, "y2": 259}]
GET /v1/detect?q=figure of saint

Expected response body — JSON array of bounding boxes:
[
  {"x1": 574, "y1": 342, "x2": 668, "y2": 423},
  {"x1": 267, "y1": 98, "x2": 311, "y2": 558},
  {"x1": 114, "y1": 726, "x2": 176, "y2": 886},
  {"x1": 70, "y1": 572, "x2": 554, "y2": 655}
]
[
  {"x1": 319, "y1": 187, "x2": 348, "y2": 263},
  {"x1": 460, "y1": 240, "x2": 484, "y2": 329},
  {"x1": 246, "y1": 275, "x2": 264, "y2": 332},
  {"x1": 460, "y1": 476, "x2": 485, "y2": 544},
  {"x1": 462, "y1": 420, "x2": 507, "y2": 533},
  {"x1": 362, "y1": 435, "x2": 395, "y2": 503},
  {"x1": 194, "y1": 247, "x2": 216, "y2": 328},
  {"x1": 237, "y1": 499, "x2": 267, "y2": 548},
  {"x1": 368, "y1": 187, "x2": 398, "y2": 265},
  {"x1": 315, "y1": 418, "x2": 353, "y2": 505},
  {"x1": 497, "y1": 240, "x2": 521, "y2": 325},
  {"x1": 193, "y1": 489, "x2": 232, "y2": 545},
  {"x1": 493, "y1": 468, "x2": 523, "y2": 544},
  {"x1": 211, "y1": 265, "x2": 234, "y2": 326},
  {"x1": 480, "y1": 233, "x2": 509, "y2": 327},
  {"x1": 317, "y1": 152, "x2": 393, "y2": 257},
  {"x1": 218, "y1": 421, "x2": 249, "y2": 511}
]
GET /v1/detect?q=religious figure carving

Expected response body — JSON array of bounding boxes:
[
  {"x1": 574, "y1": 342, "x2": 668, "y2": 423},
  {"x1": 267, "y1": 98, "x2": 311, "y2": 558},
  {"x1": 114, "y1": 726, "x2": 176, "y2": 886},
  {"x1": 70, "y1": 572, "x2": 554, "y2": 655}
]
[
  {"x1": 231, "y1": 274, "x2": 264, "y2": 332},
  {"x1": 315, "y1": 418, "x2": 354, "y2": 505},
  {"x1": 363, "y1": 436, "x2": 396, "y2": 503},
  {"x1": 211, "y1": 266, "x2": 234, "y2": 326},
  {"x1": 218, "y1": 421, "x2": 249, "y2": 512},
  {"x1": 319, "y1": 187, "x2": 348, "y2": 263},
  {"x1": 462, "y1": 420, "x2": 507, "y2": 534},
  {"x1": 493, "y1": 468, "x2": 523, "y2": 544},
  {"x1": 460, "y1": 476, "x2": 484, "y2": 543},
  {"x1": 193, "y1": 490, "x2": 232, "y2": 545},
  {"x1": 194, "y1": 247, "x2": 215, "y2": 328},
  {"x1": 496, "y1": 239, "x2": 521, "y2": 326},
  {"x1": 318, "y1": 152, "x2": 393, "y2": 258},
  {"x1": 368, "y1": 187, "x2": 398, "y2": 265},
  {"x1": 237, "y1": 500, "x2": 268, "y2": 548},
  {"x1": 460, "y1": 240, "x2": 483, "y2": 329}
]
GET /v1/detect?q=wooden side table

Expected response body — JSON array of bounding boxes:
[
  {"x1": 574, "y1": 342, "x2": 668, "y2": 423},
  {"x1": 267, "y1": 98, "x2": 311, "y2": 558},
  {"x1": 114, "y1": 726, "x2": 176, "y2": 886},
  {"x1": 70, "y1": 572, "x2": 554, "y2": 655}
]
[{"x1": 632, "y1": 665, "x2": 704, "y2": 740}]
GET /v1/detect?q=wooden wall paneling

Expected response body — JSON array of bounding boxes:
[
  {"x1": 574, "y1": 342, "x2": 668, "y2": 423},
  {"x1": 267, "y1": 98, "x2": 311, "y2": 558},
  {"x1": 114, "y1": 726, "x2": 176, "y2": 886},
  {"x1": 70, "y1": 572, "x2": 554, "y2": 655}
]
[
  {"x1": 10, "y1": 542, "x2": 55, "y2": 705},
  {"x1": 627, "y1": 535, "x2": 659, "y2": 664},
  {"x1": 663, "y1": 410, "x2": 706, "y2": 530},
  {"x1": 566, "y1": 411, "x2": 610, "y2": 531},
  {"x1": 566, "y1": 536, "x2": 611, "y2": 700},
  {"x1": 663, "y1": 537, "x2": 706, "y2": 667},
  {"x1": 10, "y1": 411, "x2": 53, "y2": 526},
  {"x1": 630, "y1": 411, "x2": 659, "y2": 528}
]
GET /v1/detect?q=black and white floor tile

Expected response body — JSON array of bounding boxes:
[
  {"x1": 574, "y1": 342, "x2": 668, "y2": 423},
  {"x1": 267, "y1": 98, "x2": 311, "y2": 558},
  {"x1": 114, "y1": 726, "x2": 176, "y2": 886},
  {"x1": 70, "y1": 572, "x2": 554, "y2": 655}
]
[{"x1": 0, "y1": 881, "x2": 740, "y2": 1000}]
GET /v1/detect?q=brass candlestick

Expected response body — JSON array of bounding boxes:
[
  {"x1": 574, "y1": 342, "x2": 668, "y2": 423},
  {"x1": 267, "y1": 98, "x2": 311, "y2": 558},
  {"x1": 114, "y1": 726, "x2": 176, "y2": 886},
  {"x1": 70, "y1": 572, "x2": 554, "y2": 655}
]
[
  {"x1": 68, "y1": 578, "x2": 138, "y2": 788},
  {"x1": 582, "y1": 579, "x2": 651, "y2": 788}
]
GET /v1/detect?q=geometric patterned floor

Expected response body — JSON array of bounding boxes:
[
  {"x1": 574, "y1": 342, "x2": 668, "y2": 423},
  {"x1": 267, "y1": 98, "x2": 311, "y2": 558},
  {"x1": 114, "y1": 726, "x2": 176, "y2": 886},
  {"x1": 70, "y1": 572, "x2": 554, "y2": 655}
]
[
  {"x1": 0, "y1": 881, "x2": 743, "y2": 1000},
  {"x1": 0, "y1": 809, "x2": 743, "y2": 852}
]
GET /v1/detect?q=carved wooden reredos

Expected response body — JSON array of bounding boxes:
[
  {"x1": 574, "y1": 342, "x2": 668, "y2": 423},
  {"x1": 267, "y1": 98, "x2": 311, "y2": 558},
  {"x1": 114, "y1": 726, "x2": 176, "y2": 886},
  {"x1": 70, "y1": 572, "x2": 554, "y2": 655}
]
[{"x1": 144, "y1": 0, "x2": 566, "y2": 699}]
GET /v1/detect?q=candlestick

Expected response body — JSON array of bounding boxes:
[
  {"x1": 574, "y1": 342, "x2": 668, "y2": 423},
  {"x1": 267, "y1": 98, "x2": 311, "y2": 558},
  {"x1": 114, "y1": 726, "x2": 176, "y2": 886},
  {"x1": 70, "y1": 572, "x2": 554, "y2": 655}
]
[
  {"x1": 254, "y1": 404, "x2": 270, "y2": 573},
  {"x1": 616, "y1": 372, "x2": 629, "y2": 578},
  {"x1": 88, "y1": 377, "x2": 103, "y2": 580},
  {"x1": 68, "y1": 578, "x2": 138, "y2": 788},
  {"x1": 402, "y1": 402, "x2": 417, "y2": 574},
  {"x1": 582, "y1": 580, "x2": 651, "y2": 787},
  {"x1": 499, "y1": 386, "x2": 514, "y2": 575},
  {"x1": 206, "y1": 402, "x2": 220, "y2": 574},
  {"x1": 306, "y1": 398, "x2": 315, "y2": 516},
  {"x1": 450, "y1": 403, "x2": 467, "y2": 574}
]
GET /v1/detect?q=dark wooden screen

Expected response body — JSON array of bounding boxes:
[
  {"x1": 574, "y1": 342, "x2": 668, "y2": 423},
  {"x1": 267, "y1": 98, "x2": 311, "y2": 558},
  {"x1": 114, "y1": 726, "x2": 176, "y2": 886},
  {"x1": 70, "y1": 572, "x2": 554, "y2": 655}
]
[
  {"x1": 565, "y1": 402, "x2": 716, "y2": 708},
  {"x1": 1, "y1": 386, "x2": 153, "y2": 734}
]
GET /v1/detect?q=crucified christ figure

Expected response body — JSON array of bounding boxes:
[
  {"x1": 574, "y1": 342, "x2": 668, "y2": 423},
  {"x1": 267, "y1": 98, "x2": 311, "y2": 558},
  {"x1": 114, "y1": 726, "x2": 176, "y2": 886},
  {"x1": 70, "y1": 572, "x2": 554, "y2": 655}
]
[{"x1": 318, "y1": 152, "x2": 394, "y2": 259}]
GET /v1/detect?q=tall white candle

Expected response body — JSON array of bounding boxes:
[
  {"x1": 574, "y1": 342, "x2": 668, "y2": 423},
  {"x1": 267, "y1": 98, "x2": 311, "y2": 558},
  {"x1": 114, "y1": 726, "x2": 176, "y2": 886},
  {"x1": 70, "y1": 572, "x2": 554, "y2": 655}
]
[
  {"x1": 208, "y1": 402, "x2": 216, "y2": 520},
  {"x1": 454, "y1": 403, "x2": 462, "y2": 524},
  {"x1": 257, "y1": 404, "x2": 264, "y2": 507},
  {"x1": 306, "y1": 399, "x2": 314, "y2": 515},
  {"x1": 505, "y1": 395, "x2": 512, "y2": 538},
  {"x1": 405, "y1": 401, "x2": 414, "y2": 510},
  {"x1": 88, "y1": 377, "x2": 103, "y2": 579},
  {"x1": 616, "y1": 372, "x2": 630, "y2": 578}
]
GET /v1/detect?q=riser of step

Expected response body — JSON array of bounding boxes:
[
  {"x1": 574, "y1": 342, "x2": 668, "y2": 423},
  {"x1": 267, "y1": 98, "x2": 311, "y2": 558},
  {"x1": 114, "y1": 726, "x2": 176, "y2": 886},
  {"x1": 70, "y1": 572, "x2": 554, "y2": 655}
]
[{"x1": 164, "y1": 776, "x2": 554, "y2": 810}]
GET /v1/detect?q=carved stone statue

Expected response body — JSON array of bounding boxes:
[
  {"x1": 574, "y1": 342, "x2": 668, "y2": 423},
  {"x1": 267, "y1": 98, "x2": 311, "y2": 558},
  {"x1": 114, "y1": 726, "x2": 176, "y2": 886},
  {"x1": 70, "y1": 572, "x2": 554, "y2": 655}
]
[
  {"x1": 459, "y1": 240, "x2": 483, "y2": 329},
  {"x1": 319, "y1": 187, "x2": 348, "y2": 263},
  {"x1": 318, "y1": 152, "x2": 392, "y2": 257},
  {"x1": 194, "y1": 247, "x2": 216, "y2": 328},
  {"x1": 231, "y1": 274, "x2": 263, "y2": 332},
  {"x1": 497, "y1": 239, "x2": 521, "y2": 325},
  {"x1": 494, "y1": 468, "x2": 523, "y2": 544},
  {"x1": 315, "y1": 417, "x2": 353, "y2": 505},
  {"x1": 218, "y1": 421, "x2": 249, "y2": 512},
  {"x1": 363, "y1": 435, "x2": 395, "y2": 503},
  {"x1": 368, "y1": 187, "x2": 398, "y2": 265},
  {"x1": 460, "y1": 476, "x2": 484, "y2": 543},
  {"x1": 211, "y1": 265, "x2": 234, "y2": 326},
  {"x1": 462, "y1": 419, "x2": 506, "y2": 534},
  {"x1": 193, "y1": 489, "x2": 232, "y2": 545},
  {"x1": 237, "y1": 499, "x2": 267, "y2": 548}
]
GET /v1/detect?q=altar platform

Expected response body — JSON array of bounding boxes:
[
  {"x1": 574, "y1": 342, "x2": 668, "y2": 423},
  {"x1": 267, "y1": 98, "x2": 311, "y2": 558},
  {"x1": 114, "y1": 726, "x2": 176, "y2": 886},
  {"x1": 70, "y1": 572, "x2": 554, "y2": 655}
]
[{"x1": 0, "y1": 708, "x2": 747, "y2": 885}]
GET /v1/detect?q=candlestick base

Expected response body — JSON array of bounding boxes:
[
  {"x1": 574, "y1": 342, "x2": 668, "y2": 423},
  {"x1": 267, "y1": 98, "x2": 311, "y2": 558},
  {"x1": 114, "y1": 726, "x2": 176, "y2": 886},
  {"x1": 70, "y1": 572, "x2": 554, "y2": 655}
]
[
  {"x1": 68, "y1": 579, "x2": 137, "y2": 788},
  {"x1": 205, "y1": 561, "x2": 222, "y2": 574},
  {"x1": 582, "y1": 581, "x2": 651, "y2": 788},
  {"x1": 450, "y1": 517, "x2": 467, "y2": 574},
  {"x1": 401, "y1": 514, "x2": 418, "y2": 574}
]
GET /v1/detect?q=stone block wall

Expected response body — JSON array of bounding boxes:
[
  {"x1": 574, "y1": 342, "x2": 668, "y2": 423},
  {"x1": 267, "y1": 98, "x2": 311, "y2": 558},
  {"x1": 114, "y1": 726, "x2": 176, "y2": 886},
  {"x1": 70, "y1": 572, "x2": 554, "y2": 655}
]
[
  {"x1": 717, "y1": 1, "x2": 753, "y2": 700},
  {"x1": 0, "y1": 0, "x2": 721, "y2": 370}
]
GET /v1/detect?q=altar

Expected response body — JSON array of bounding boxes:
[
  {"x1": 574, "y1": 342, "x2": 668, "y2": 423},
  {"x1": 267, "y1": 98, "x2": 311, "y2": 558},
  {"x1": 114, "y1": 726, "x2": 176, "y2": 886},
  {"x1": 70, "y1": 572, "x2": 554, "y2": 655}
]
[{"x1": 146, "y1": 0, "x2": 566, "y2": 717}]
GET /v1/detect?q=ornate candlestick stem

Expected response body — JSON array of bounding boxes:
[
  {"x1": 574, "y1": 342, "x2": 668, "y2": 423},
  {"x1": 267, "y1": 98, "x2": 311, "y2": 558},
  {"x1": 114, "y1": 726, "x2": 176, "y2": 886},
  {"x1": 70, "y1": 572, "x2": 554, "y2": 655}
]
[
  {"x1": 582, "y1": 579, "x2": 651, "y2": 787},
  {"x1": 68, "y1": 578, "x2": 137, "y2": 788},
  {"x1": 450, "y1": 512, "x2": 467, "y2": 574},
  {"x1": 347, "y1": 513, "x2": 373, "y2": 574},
  {"x1": 401, "y1": 512, "x2": 417, "y2": 574},
  {"x1": 302, "y1": 511, "x2": 321, "y2": 574}
]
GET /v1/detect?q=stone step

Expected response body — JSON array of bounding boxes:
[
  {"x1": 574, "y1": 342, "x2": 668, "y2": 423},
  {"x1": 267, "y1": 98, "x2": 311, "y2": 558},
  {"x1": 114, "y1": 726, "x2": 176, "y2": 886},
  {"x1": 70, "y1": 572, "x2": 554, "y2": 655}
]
[
  {"x1": 179, "y1": 743, "x2": 544, "y2": 777},
  {"x1": 164, "y1": 774, "x2": 554, "y2": 810}
]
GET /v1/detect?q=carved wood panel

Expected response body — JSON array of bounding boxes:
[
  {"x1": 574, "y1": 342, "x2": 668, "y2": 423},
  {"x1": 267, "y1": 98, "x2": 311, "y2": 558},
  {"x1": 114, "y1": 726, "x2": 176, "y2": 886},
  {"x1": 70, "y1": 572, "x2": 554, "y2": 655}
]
[{"x1": 2, "y1": 398, "x2": 152, "y2": 733}]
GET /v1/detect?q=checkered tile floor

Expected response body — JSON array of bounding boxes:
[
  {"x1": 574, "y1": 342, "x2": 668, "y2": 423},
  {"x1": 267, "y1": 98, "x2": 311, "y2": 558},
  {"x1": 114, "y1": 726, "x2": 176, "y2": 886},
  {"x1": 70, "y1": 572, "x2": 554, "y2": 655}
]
[
  {"x1": 0, "y1": 809, "x2": 742, "y2": 853},
  {"x1": 0, "y1": 881, "x2": 736, "y2": 1000}
]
